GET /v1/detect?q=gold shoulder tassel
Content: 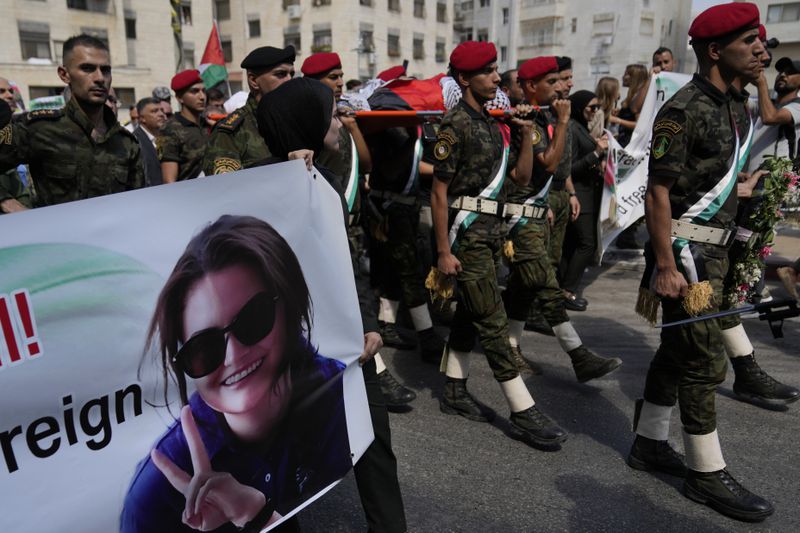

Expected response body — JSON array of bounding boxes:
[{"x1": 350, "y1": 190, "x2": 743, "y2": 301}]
[
  {"x1": 682, "y1": 280, "x2": 713, "y2": 316},
  {"x1": 503, "y1": 240, "x2": 515, "y2": 262},
  {"x1": 425, "y1": 267, "x2": 455, "y2": 306},
  {"x1": 635, "y1": 287, "x2": 660, "y2": 326}
]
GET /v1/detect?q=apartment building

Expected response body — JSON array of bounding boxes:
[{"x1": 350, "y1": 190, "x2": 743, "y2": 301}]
[
  {"x1": 455, "y1": 0, "x2": 692, "y2": 91},
  {"x1": 3, "y1": 0, "x2": 215, "y2": 113}
]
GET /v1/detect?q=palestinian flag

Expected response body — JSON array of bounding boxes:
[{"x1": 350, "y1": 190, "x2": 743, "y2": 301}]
[{"x1": 199, "y1": 22, "x2": 227, "y2": 90}]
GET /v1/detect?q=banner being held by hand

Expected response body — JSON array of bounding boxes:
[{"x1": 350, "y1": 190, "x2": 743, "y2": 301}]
[
  {"x1": 0, "y1": 161, "x2": 372, "y2": 533},
  {"x1": 598, "y1": 72, "x2": 693, "y2": 260}
]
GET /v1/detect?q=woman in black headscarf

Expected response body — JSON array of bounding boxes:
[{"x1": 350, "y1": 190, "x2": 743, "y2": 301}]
[
  {"x1": 256, "y1": 77, "x2": 344, "y2": 192},
  {"x1": 560, "y1": 90, "x2": 608, "y2": 308}
]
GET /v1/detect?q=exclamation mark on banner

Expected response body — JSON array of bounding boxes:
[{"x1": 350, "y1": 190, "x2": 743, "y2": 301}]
[
  {"x1": 0, "y1": 295, "x2": 22, "y2": 365},
  {"x1": 13, "y1": 290, "x2": 41, "y2": 358}
]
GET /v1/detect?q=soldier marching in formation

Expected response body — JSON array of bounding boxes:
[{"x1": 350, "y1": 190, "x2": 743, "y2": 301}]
[{"x1": 1, "y1": 2, "x2": 797, "y2": 524}]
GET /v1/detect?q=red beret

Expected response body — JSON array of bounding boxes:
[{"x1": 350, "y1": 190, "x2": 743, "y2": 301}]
[
  {"x1": 688, "y1": 2, "x2": 760, "y2": 41},
  {"x1": 301, "y1": 52, "x2": 342, "y2": 76},
  {"x1": 758, "y1": 24, "x2": 766, "y2": 41},
  {"x1": 449, "y1": 41, "x2": 497, "y2": 71},
  {"x1": 377, "y1": 65, "x2": 406, "y2": 82},
  {"x1": 171, "y1": 69, "x2": 203, "y2": 92},
  {"x1": 518, "y1": 56, "x2": 558, "y2": 80}
]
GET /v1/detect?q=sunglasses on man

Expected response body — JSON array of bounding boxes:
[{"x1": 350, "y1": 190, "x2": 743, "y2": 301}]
[{"x1": 173, "y1": 291, "x2": 279, "y2": 378}]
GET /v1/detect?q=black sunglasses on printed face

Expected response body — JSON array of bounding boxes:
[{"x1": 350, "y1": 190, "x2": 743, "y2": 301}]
[{"x1": 173, "y1": 291, "x2": 279, "y2": 379}]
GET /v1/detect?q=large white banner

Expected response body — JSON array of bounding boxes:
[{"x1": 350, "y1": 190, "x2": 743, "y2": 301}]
[
  {"x1": 0, "y1": 160, "x2": 372, "y2": 532},
  {"x1": 598, "y1": 72, "x2": 693, "y2": 259}
]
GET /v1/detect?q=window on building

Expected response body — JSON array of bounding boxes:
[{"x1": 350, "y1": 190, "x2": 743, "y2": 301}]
[
  {"x1": 388, "y1": 0, "x2": 400, "y2": 12},
  {"x1": 29, "y1": 86, "x2": 64, "y2": 100},
  {"x1": 312, "y1": 29, "x2": 333, "y2": 53},
  {"x1": 66, "y1": 0, "x2": 109, "y2": 12},
  {"x1": 19, "y1": 22, "x2": 51, "y2": 60},
  {"x1": 283, "y1": 0, "x2": 299, "y2": 7},
  {"x1": 477, "y1": 29, "x2": 488, "y2": 42},
  {"x1": 125, "y1": 15, "x2": 137, "y2": 40},
  {"x1": 462, "y1": 0, "x2": 473, "y2": 10},
  {"x1": 248, "y1": 17, "x2": 261, "y2": 38},
  {"x1": 181, "y1": 1, "x2": 193, "y2": 25},
  {"x1": 115, "y1": 88, "x2": 136, "y2": 110},
  {"x1": 360, "y1": 0, "x2": 373, "y2": 5},
  {"x1": 215, "y1": 0, "x2": 231, "y2": 21},
  {"x1": 360, "y1": 30, "x2": 375, "y2": 52},
  {"x1": 640, "y1": 16, "x2": 654, "y2": 35},
  {"x1": 502, "y1": 8, "x2": 509, "y2": 25},
  {"x1": 767, "y1": 2, "x2": 800, "y2": 22},
  {"x1": 182, "y1": 47, "x2": 195, "y2": 69},
  {"x1": 414, "y1": 0, "x2": 425, "y2": 18},
  {"x1": 668, "y1": 19, "x2": 673, "y2": 35},
  {"x1": 437, "y1": 2, "x2": 447, "y2": 22},
  {"x1": 500, "y1": 45, "x2": 507, "y2": 62},
  {"x1": 592, "y1": 13, "x2": 615, "y2": 35},
  {"x1": 80, "y1": 27, "x2": 109, "y2": 48},
  {"x1": 388, "y1": 33, "x2": 400, "y2": 56},
  {"x1": 221, "y1": 39, "x2": 233, "y2": 63},
  {"x1": 436, "y1": 39, "x2": 446, "y2": 62},
  {"x1": 413, "y1": 36, "x2": 425, "y2": 59},
  {"x1": 284, "y1": 30, "x2": 301, "y2": 52},
  {"x1": 53, "y1": 40, "x2": 64, "y2": 63},
  {"x1": 313, "y1": 0, "x2": 332, "y2": 5},
  {"x1": 571, "y1": 17, "x2": 577, "y2": 33},
  {"x1": 479, "y1": 0, "x2": 490, "y2": 7}
]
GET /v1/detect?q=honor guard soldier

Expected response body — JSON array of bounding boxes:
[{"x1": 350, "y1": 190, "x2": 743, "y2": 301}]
[
  {"x1": 630, "y1": 3, "x2": 775, "y2": 522},
  {"x1": 502, "y1": 57, "x2": 622, "y2": 382},
  {"x1": 301, "y1": 52, "x2": 418, "y2": 410},
  {"x1": 203, "y1": 46, "x2": 295, "y2": 175},
  {"x1": 157, "y1": 70, "x2": 208, "y2": 183},
  {"x1": 719, "y1": 38, "x2": 799, "y2": 409},
  {"x1": 430, "y1": 41, "x2": 567, "y2": 450},
  {"x1": 0, "y1": 34, "x2": 143, "y2": 206}
]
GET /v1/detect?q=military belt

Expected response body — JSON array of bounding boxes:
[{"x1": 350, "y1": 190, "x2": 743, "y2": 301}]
[
  {"x1": 670, "y1": 219, "x2": 733, "y2": 247},
  {"x1": 450, "y1": 196, "x2": 546, "y2": 220},
  {"x1": 370, "y1": 189, "x2": 417, "y2": 206}
]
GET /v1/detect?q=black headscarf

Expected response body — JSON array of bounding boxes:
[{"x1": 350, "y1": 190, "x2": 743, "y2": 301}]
[
  {"x1": 256, "y1": 77, "x2": 334, "y2": 161},
  {"x1": 569, "y1": 90, "x2": 596, "y2": 127}
]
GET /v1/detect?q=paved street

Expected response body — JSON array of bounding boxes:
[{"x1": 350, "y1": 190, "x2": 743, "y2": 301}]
[{"x1": 300, "y1": 244, "x2": 800, "y2": 532}]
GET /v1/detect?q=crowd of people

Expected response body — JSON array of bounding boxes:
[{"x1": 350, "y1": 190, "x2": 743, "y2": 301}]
[{"x1": 1, "y1": 1, "x2": 800, "y2": 529}]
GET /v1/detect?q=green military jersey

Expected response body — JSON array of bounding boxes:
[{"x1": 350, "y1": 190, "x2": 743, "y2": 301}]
[
  {"x1": 728, "y1": 86, "x2": 752, "y2": 144},
  {"x1": 649, "y1": 74, "x2": 738, "y2": 230},
  {"x1": 157, "y1": 113, "x2": 207, "y2": 181},
  {"x1": 552, "y1": 113, "x2": 572, "y2": 189},
  {"x1": 0, "y1": 98, "x2": 143, "y2": 207},
  {"x1": 203, "y1": 94, "x2": 271, "y2": 175},
  {"x1": 505, "y1": 112, "x2": 551, "y2": 205}
]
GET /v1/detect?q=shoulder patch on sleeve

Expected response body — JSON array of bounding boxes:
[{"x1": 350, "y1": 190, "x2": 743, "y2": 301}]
[
  {"x1": 213, "y1": 157, "x2": 242, "y2": 174},
  {"x1": 217, "y1": 111, "x2": 244, "y2": 132},
  {"x1": 531, "y1": 128, "x2": 542, "y2": 146},
  {"x1": 0, "y1": 124, "x2": 11, "y2": 145},
  {"x1": 653, "y1": 119, "x2": 682, "y2": 135},
  {"x1": 433, "y1": 140, "x2": 452, "y2": 161},
  {"x1": 437, "y1": 129, "x2": 458, "y2": 146},
  {"x1": 26, "y1": 108, "x2": 63, "y2": 122},
  {"x1": 651, "y1": 133, "x2": 673, "y2": 159}
]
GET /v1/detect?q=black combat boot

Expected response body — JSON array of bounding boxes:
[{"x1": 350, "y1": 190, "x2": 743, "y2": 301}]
[
  {"x1": 567, "y1": 345, "x2": 622, "y2": 383},
  {"x1": 684, "y1": 469, "x2": 774, "y2": 522},
  {"x1": 627, "y1": 435, "x2": 687, "y2": 477},
  {"x1": 731, "y1": 353, "x2": 800, "y2": 407},
  {"x1": 510, "y1": 345, "x2": 543, "y2": 376},
  {"x1": 509, "y1": 406, "x2": 568, "y2": 450},
  {"x1": 524, "y1": 313, "x2": 555, "y2": 336},
  {"x1": 379, "y1": 321, "x2": 416, "y2": 350},
  {"x1": 440, "y1": 378, "x2": 495, "y2": 422},
  {"x1": 377, "y1": 369, "x2": 417, "y2": 411},
  {"x1": 418, "y1": 327, "x2": 446, "y2": 365}
]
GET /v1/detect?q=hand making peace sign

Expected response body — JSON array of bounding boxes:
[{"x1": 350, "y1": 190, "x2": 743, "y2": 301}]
[{"x1": 150, "y1": 405, "x2": 279, "y2": 531}]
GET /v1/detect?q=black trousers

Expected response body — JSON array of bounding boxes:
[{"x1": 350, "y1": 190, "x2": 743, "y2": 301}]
[
  {"x1": 354, "y1": 358, "x2": 408, "y2": 533},
  {"x1": 560, "y1": 211, "x2": 597, "y2": 294}
]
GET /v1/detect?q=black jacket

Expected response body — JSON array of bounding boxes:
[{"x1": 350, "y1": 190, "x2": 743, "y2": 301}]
[
  {"x1": 133, "y1": 126, "x2": 163, "y2": 186},
  {"x1": 569, "y1": 120, "x2": 603, "y2": 214}
]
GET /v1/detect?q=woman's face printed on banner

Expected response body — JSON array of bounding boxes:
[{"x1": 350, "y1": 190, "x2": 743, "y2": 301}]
[{"x1": 182, "y1": 263, "x2": 290, "y2": 420}]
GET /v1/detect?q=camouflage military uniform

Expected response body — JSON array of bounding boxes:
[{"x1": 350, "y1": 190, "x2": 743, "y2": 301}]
[
  {"x1": 0, "y1": 167, "x2": 33, "y2": 212},
  {"x1": 157, "y1": 113, "x2": 207, "y2": 181},
  {"x1": 203, "y1": 94, "x2": 271, "y2": 175},
  {"x1": 0, "y1": 98, "x2": 143, "y2": 206},
  {"x1": 432, "y1": 100, "x2": 520, "y2": 382},
  {"x1": 548, "y1": 114, "x2": 572, "y2": 267},
  {"x1": 643, "y1": 74, "x2": 738, "y2": 435},
  {"x1": 504, "y1": 112, "x2": 569, "y2": 328},
  {"x1": 366, "y1": 126, "x2": 428, "y2": 310}
]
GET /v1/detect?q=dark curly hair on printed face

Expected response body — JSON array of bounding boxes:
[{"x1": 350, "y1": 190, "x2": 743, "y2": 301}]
[{"x1": 145, "y1": 215, "x2": 314, "y2": 406}]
